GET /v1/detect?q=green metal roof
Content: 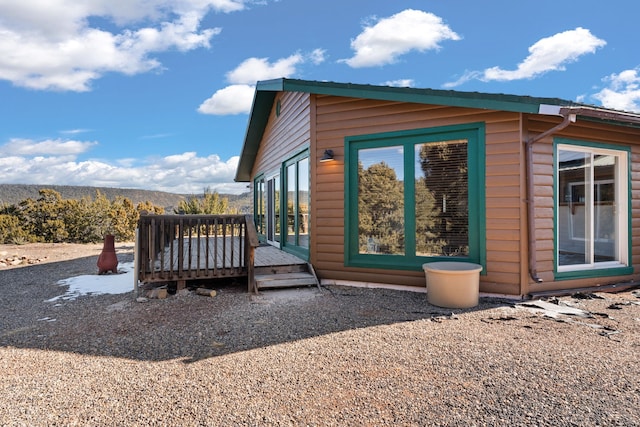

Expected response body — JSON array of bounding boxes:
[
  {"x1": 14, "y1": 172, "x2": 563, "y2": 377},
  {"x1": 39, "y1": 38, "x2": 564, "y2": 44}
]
[{"x1": 234, "y1": 78, "x2": 637, "y2": 182}]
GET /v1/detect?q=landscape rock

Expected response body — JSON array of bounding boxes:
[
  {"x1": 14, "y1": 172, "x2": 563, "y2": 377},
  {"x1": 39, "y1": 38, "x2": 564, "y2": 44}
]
[
  {"x1": 147, "y1": 288, "x2": 168, "y2": 299},
  {"x1": 0, "y1": 254, "x2": 48, "y2": 267}
]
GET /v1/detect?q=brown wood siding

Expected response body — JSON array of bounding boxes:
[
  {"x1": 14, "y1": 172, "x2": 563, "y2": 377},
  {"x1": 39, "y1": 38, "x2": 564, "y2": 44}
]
[
  {"x1": 525, "y1": 114, "x2": 640, "y2": 294},
  {"x1": 251, "y1": 92, "x2": 311, "y2": 178},
  {"x1": 633, "y1": 149, "x2": 640, "y2": 270},
  {"x1": 311, "y1": 95, "x2": 524, "y2": 295},
  {"x1": 249, "y1": 90, "x2": 640, "y2": 296}
]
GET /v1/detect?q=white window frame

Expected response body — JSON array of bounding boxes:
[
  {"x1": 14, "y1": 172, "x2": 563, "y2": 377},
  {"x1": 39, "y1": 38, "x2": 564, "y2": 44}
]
[{"x1": 556, "y1": 143, "x2": 629, "y2": 273}]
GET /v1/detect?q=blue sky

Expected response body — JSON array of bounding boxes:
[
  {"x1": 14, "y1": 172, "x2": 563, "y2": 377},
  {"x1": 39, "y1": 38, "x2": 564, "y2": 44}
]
[{"x1": 1, "y1": 0, "x2": 639, "y2": 195}]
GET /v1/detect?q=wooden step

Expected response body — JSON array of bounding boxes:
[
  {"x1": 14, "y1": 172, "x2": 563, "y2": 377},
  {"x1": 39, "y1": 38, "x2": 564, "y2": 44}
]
[
  {"x1": 254, "y1": 263, "x2": 308, "y2": 275},
  {"x1": 255, "y1": 272, "x2": 318, "y2": 289}
]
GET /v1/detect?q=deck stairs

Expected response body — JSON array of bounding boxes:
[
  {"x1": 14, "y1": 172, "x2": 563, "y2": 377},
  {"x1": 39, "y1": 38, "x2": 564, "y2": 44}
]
[
  {"x1": 254, "y1": 246, "x2": 320, "y2": 290},
  {"x1": 254, "y1": 263, "x2": 319, "y2": 290}
]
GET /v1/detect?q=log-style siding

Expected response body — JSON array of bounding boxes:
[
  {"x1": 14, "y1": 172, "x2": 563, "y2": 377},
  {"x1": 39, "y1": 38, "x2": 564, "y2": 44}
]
[
  {"x1": 251, "y1": 91, "x2": 312, "y2": 177},
  {"x1": 248, "y1": 87, "x2": 640, "y2": 296},
  {"x1": 525, "y1": 115, "x2": 640, "y2": 294},
  {"x1": 312, "y1": 95, "x2": 524, "y2": 295}
]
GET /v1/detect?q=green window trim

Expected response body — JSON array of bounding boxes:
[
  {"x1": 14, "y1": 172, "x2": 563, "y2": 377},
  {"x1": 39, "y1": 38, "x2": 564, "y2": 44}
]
[
  {"x1": 553, "y1": 137, "x2": 632, "y2": 280},
  {"x1": 282, "y1": 149, "x2": 310, "y2": 260},
  {"x1": 554, "y1": 266, "x2": 634, "y2": 281},
  {"x1": 253, "y1": 173, "x2": 266, "y2": 241},
  {"x1": 344, "y1": 122, "x2": 486, "y2": 271},
  {"x1": 252, "y1": 148, "x2": 310, "y2": 261}
]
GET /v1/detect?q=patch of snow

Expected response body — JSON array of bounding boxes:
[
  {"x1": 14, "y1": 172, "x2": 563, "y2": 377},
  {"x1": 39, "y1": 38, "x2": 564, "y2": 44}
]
[{"x1": 47, "y1": 262, "x2": 134, "y2": 302}]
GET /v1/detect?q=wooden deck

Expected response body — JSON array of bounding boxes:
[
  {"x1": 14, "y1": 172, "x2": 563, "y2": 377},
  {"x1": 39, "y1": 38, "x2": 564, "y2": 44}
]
[
  {"x1": 155, "y1": 236, "x2": 244, "y2": 270},
  {"x1": 154, "y1": 238, "x2": 306, "y2": 271},
  {"x1": 137, "y1": 214, "x2": 259, "y2": 291},
  {"x1": 255, "y1": 245, "x2": 307, "y2": 267},
  {"x1": 137, "y1": 213, "x2": 314, "y2": 293}
]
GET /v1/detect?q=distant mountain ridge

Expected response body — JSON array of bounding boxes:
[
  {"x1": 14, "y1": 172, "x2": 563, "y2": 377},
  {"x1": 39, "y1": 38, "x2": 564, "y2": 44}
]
[
  {"x1": 0, "y1": 184, "x2": 252, "y2": 213},
  {"x1": 0, "y1": 184, "x2": 187, "y2": 211}
]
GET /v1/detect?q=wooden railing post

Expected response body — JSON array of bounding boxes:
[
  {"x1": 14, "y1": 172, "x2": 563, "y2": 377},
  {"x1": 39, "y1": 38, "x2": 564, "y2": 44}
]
[{"x1": 244, "y1": 214, "x2": 260, "y2": 293}]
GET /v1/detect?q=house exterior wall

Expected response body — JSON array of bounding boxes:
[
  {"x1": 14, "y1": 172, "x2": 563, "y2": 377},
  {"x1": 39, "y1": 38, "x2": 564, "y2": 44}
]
[
  {"x1": 523, "y1": 114, "x2": 640, "y2": 295},
  {"x1": 251, "y1": 91, "x2": 312, "y2": 178},
  {"x1": 311, "y1": 94, "x2": 525, "y2": 296},
  {"x1": 250, "y1": 90, "x2": 640, "y2": 296}
]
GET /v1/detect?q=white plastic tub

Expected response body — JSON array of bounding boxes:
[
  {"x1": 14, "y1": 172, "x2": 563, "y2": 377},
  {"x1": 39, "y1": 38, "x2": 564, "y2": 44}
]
[{"x1": 422, "y1": 262, "x2": 483, "y2": 309}]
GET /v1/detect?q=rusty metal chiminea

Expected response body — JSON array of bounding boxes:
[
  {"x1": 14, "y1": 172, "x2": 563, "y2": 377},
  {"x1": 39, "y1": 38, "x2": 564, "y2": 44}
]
[{"x1": 97, "y1": 234, "x2": 118, "y2": 274}]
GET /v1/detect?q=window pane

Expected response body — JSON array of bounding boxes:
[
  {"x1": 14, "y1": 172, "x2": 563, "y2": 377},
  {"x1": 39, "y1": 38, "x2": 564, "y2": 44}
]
[
  {"x1": 558, "y1": 150, "x2": 590, "y2": 266},
  {"x1": 357, "y1": 146, "x2": 405, "y2": 255},
  {"x1": 256, "y1": 178, "x2": 265, "y2": 235},
  {"x1": 263, "y1": 176, "x2": 281, "y2": 243},
  {"x1": 267, "y1": 179, "x2": 274, "y2": 240},
  {"x1": 287, "y1": 163, "x2": 296, "y2": 245},
  {"x1": 297, "y1": 157, "x2": 309, "y2": 248},
  {"x1": 593, "y1": 154, "x2": 616, "y2": 262},
  {"x1": 415, "y1": 140, "x2": 469, "y2": 257},
  {"x1": 274, "y1": 176, "x2": 281, "y2": 243}
]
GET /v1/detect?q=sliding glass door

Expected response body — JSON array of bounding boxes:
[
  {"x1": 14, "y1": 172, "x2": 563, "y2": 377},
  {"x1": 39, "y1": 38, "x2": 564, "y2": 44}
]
[
  {"x1": 283, "y1": 153, "x2": 309, "y2": 257},
  {"x1": 556, "y1": 141, "x2": 630, "y2": 276}
]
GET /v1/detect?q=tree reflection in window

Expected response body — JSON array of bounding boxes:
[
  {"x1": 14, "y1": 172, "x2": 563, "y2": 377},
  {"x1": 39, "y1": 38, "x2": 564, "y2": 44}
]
[
  {"x1": 416, "y1": 140, "x2": 469, "y2": 257},
  {"x1": 357, "y1": 146, "x2": 405, "y2": 255}
]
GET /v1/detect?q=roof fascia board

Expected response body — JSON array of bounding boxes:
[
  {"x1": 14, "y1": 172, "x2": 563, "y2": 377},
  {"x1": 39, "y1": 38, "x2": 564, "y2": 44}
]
[
  {"x1": 237, "y1": 78, "x2": 640, "y2": 182},
  {"x1": 272, "y1": 78, "x2": 572, "y2": 114},
  {"x1": 234, "y1": 90, "x2": 276, "y2": 182}
]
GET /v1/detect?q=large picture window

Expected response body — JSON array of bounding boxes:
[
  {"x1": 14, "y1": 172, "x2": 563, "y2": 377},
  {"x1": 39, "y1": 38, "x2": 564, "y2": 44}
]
[
  {"x1": 346, "y1": 123, "x2": 485, "y2": 270},
  {"x1": 415, "y1": 140, "x2": 469, "y2": 257},
  {"x1": 555, "y1": 140, "x2": 631, "y2": 277}
]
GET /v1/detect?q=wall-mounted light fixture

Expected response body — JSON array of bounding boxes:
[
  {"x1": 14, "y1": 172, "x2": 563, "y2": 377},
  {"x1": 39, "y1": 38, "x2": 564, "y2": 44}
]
[{"x1": 319, "y1": 149, "x2": 334, "y2": 163}]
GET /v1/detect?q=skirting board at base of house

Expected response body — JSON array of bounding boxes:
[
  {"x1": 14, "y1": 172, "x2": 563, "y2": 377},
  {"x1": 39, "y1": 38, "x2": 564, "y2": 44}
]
[
  {"x1": 320, "y1": 279, "x2": 523, "y2": 301},
  {"x1": 528, "y1": 282, "x2": 640, "y2": 299}
]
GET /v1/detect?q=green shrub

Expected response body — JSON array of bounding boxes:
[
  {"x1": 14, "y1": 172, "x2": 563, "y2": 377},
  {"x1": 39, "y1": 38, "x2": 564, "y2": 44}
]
[{"x1": 1, "y1": 189, "x2": 165, "y2": 244}]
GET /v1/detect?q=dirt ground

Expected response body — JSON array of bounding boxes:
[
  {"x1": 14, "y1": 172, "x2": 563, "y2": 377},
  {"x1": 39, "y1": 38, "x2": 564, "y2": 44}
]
[
  {"x1": 0, "y1": 242, "x2": 639, "y2": 425},
  {"x1": 0, "y1": 242, "x2": 135, "y2": 269}
]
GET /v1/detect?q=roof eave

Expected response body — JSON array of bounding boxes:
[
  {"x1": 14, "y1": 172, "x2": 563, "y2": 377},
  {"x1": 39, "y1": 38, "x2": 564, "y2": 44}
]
[
  {"x1": 235, "y1": 78, "x2": 640, "y2": 182},
  {"x1": 234, "y1": 88, "x2": 277, "y2": 182}
]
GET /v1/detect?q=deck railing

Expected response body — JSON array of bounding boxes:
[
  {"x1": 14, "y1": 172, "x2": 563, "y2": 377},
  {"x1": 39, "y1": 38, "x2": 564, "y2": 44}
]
[{"x1": 136, "y1": 213, "x2": 260, "y2": 292}]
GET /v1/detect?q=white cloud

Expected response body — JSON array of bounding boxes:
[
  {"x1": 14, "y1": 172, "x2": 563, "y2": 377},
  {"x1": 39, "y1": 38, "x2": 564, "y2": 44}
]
[
  {"x1": 225, "y1": 54, "x2": 304, "y2": 84},
  {"x1": 592, "y1": 68, "x2": 640, "y2": 112},
  {"x1": 198, "y1": 50, "x2": 321, "y2": 115},
  {"x1": 484, "y1": 28, "x2": 606, "y2": 81},
  {"x1": 0, "y1": 138, "x2": 246, "y2": 194},
  {"x1": 309, "y1": 48, "x2": 327, "y2": 65},
  {"x1": 384, "y1": 79, "x2": 415, "y2": 88},
  {"x1": 444, "y1": 27, "x2": 606, "y2": 88},
  {"x1": 442, "y1": 71, "x2": 482, "y2": 89},
  {"x1": 140, "y1": 132, "x2": 175, "y2": 140},
  {"x1": 197, "y1": 84, "x2": 256, "y2": 115},
  {"x1": 60, "y1": 129, "x2": 92, "y2": 135},
  {"x1": 0, "y1": 0, "x2": 248, "y2": 91},
  {"x1": 341, "y1": 9, "x2": 460, "y2": 68},
  {"x1": 0, "y1": 138, "x2": 98, "y2": 156}
]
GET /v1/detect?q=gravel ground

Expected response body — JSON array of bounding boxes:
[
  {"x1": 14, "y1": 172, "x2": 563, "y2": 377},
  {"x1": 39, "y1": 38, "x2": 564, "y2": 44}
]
[{"x1": 0, "y1": 243, "x2": 639, "y2": 426}]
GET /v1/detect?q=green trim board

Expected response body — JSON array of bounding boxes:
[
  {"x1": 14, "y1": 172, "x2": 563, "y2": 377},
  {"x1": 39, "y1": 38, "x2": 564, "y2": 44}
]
[
  {"x1": 235, "y1": 78, "x2": 640, "y2": 183},
  {"x1": 554, "y1": 266, "x2": 634, "y2": 281},
  {"x1": 344, "y1": 122, "x2": 486, "y2": 271},
  {"x1": 236, "y1": 90, "x2": 277, "y2": 182},
  {"x1": 253, "y1": 173, "x2": 266, "y2": 241},
  {"x1": 552, "y1": 137, "x2": 633, "y2": 280},
  {"x1": 255, "y1": 78, "x2": 580, "y2": 113}
]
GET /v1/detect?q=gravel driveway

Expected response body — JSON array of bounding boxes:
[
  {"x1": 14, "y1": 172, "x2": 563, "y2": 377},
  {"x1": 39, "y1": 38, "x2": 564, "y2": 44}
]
[{"x1": 1, "y1": 244, "x2": 639, "y2": 426}]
